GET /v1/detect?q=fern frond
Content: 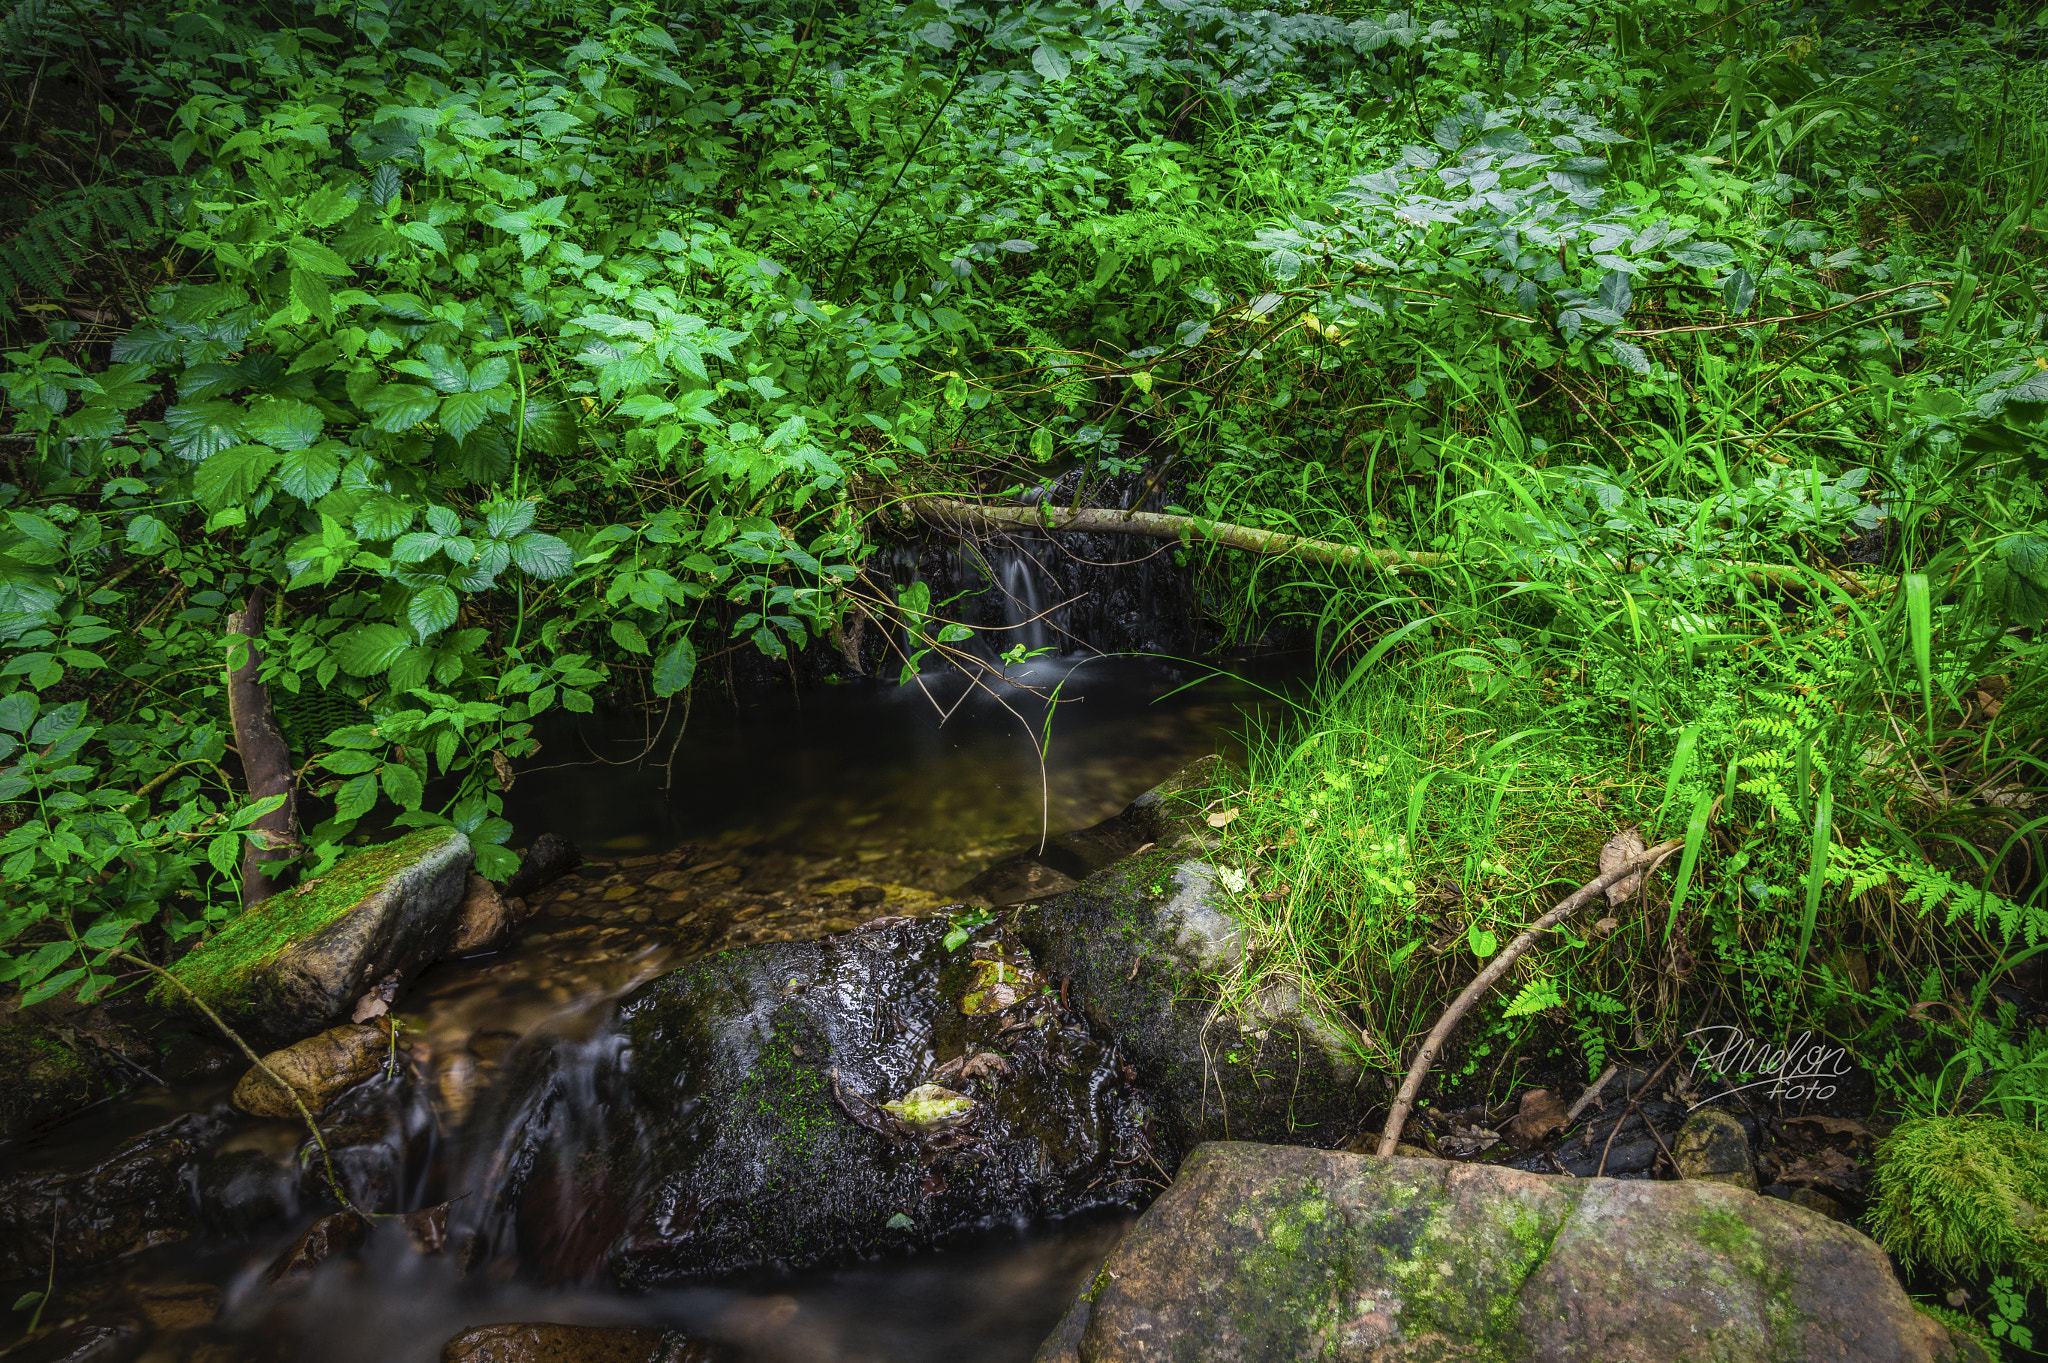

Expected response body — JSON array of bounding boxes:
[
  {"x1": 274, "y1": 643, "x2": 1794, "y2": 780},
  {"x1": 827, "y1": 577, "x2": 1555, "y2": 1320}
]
[
  {"x1": 0, "y1": 179, "x2": 176, "y2": 321},
  {"x1": 0, "y1": 0, "x2": 65, "y2": 60}
]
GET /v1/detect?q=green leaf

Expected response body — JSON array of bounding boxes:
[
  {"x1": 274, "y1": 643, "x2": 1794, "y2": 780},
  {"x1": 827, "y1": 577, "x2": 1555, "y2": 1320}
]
[
  {"x1": 610, "y1": 618, "x2": 650, "y2": 654},
  {"x1": 511, "y1": 395, "x2": 579, "y2": 455},
  {"x1": 1468, "y1": 923, "x2": 1498, "y2": 958},
  {"x1": 278, "y1": 443, "x2": 343, "y2": 501},
  {"x1": 353, "y1": 494, "x2": 415, "y2": 540},
  {"x1": 509, "y1": 532, "x2": 572, "y2": 578},
  {"x1": 244, "y1": 397, "x2": 324, "y2": 451},
  {"x1": 80, "y1": 918, "x2": 137, "y2": 949},
  {"x1": 164, "y1": 401, "x2": 244, "y2": 461},
  {"x1": 485, "y1": 500, "x2": 537, "y2": 538},
  {"x1": 125, "y1": 513, "x2": 174, "y2": 553},
  {"x1": 1668, "y1": 241, "x2": 1737, "y2": 269},
  {"x1": 207, "y1": 831, "x2": 240, "y2": 878},
  {"x1": 438, "y1": 389, "x2": 492, "y2": 443},
  {"x1": 290, "y1": 268, "x2": 334, "y2": 326},
  {"x1": 409, "y1": 584, "x2": 459, "y2": 638},
  {"x1": 334, "y1": 772, "x2": 379, "y2": 822},
  {"x1": 1992, "y1": 534, "x2": 2048, "y2": 628},
  {"x1": 652, "y1": 636, "x2": 696, "y2": 695},
  {"x1": 381, "y1": 762, "x2": 424, "y2": 809},
  {"x1": 13, "y1": 1291, "x2": 44, "y2": 1311},
  {"x1": 1030, "y1": 42, "x2": 1071, "y2": 81},
  {"x1": 363, "y1": 383, "x2": 441, "y2": 432},
  {"x1": 194, "y1": 444, "x2": 282, "y2": 511},
  {"x1": 287, "y1": 239, "x2": 355, "y2": 275},
  {"x1": 334, "y1": 623, "x2": 412, "y2": 675},
  {"x1": 323, "y1": 748, "x2": 380, "y2": 775}
]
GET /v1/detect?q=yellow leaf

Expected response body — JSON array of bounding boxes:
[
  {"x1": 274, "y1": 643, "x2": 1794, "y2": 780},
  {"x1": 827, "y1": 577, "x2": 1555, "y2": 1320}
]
[{"x1": 1206, "y1": 807, "x2": 1240, "y2": 828}]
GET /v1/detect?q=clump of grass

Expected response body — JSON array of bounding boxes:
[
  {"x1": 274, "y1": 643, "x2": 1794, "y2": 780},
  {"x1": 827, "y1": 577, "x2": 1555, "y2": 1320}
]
[
  {"x1": 1196, "y1": 652, "x2": 1664, "y2": 1084},
  {"x1": 1868, "y1": 1117, "x2": 2048, "y2": 1290}
]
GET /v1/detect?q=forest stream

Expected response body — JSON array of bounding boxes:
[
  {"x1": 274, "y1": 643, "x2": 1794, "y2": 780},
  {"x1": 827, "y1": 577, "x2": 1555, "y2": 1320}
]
[{"x1": 0, "y1": 657, "x2": 1286, "y2": 1363}]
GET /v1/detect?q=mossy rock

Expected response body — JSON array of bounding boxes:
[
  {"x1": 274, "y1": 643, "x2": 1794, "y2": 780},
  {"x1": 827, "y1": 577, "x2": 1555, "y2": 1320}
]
[
  {"x1": 1037, "y1": 1142, "x2": 1989, "y2": 1363},
  {"x1": 575, "y1": 918, "x2": 1154, "y2": 1285},
  {"x1": 151, "y1": 828, "x2": 473, "y2": 1045},
  {"x1": 1020, "y1": 853, "x2": 1364, "y2": 1151},
  {"x1": 0, "y1": 1022, "x2": 119, "y2": 1144}
]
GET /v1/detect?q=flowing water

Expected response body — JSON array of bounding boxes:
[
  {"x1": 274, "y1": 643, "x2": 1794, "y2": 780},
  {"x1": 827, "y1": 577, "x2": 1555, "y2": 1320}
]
[{"x1": 0, "y1": 655, "x2": 1293, "y2": 1363}]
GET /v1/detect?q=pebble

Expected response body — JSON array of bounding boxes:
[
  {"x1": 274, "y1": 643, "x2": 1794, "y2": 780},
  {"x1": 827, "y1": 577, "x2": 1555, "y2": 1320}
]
[{"x1": 603, "y1": 884, "x2": 638, "y2": 901}]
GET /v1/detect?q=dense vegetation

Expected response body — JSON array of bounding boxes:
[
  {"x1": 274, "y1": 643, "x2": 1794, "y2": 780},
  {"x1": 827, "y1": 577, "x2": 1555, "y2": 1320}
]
[{"x1": 4, "y1": 0, "x2": 2048, "y2": 1338}]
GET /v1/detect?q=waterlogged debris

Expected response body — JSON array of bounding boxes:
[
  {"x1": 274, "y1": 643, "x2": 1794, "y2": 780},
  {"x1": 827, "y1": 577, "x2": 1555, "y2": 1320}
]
[
  {"x1": 885, "y1": 1213, "x2": 915, "y2": 1230},
  {"x1": 1505, "y1": 1088, "x2": 1570, "y2": 1147},
  {"x1": 881, "y1": 1084, "x2": 974, "y2": 1130},
  {"x1": 961, "y1": 957, "x2": 1038, "y2": 1014}
]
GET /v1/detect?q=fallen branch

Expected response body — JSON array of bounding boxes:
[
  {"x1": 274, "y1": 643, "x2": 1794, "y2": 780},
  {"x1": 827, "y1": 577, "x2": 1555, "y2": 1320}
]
[
  {"x1": 1377, "y1": 838, "x2": 1683, "y2": 1157},
  {"x1": 898, "y1": 496, "x2": 1888, "y2": 600}
]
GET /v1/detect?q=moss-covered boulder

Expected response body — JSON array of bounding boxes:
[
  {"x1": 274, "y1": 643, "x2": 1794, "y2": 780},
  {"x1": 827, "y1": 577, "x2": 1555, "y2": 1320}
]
[
  {"x1": 152, "y1": 827, "x2": 473, "y2": 1045},
  {"x1": 1020, "y1": 855, "x2": 1363, "y2": 1150},
  {"x1": 1038, "y1": 1142, "x2": 1987, "y2": 1363},
  {"x1": 579, "y1": 918, "x2": 1156, "y2": 1285}
]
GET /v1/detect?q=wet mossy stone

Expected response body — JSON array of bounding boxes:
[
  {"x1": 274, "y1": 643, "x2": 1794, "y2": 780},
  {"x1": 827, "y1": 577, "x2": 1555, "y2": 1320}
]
[
  {"x1": 152, "y1": 828, "x2": 473, "y2": 1046},
  {"x1": 0, "y1": 1111, "x2": 228, "y2": 1279},
  {"x1": 0, "y1": 1020, "x2": 122, "y2": 1144},
  {"x1": 1020, "y1": 855, "x2": 1363, "y2": 1151},
  {"x1": 1036, "y1": 1142, "x2": 1989, "y2": 1363},
  {"x1": 600, "y1": 918, "x2": 1156, "y2": 1285}
]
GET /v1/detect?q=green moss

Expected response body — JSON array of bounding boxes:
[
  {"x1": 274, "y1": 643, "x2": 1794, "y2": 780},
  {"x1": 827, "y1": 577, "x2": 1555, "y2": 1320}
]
[
  {"x1": 152, "y1": 827, "x2": 463, "y2": 1012},
  {"x1": 1869, "y1": 1116, "x2": 2048, "y2": 1291}
]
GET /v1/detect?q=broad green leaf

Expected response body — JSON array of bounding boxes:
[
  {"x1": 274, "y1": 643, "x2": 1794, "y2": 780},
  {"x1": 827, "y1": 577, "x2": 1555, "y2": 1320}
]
[
  {"x1": 381, "y1": 762, "x2": 424, "y2": 809},
  {"x1": 485, "y1": 500, "x2": 537, "y2": 538},
  {"x1": 409, "y1": 584, "x2": 459, "y2": 638},
  {"x1": 334, "y1": 772, "x2": 380, "y2": 822},
  {"x1": 438, "y1": 389, "x2": 493, "y2": 442},
  {"x1": 352, "y1": 495, "x2": 415, "y2": 540},
  {"x1": 244, "y1": 397, "x2": 324, "y2": 451},
  {"x1": 509, "y1": 532, "x2": 572, "y2": 578},
  {"x1": 609, "y1": 618, "x2": 650, "y2": 653},
  {"x1": 164, "y1": 401, "x2": 244, "y2": 462},
  {"x1": 125, "y1": 513, "x2": 174, "y2": 553},
  {"x1": 652, "y1": 636, "x2": 696, "y2": 696},
  {"x1": 290, "y1": 269, "x2": 334, "y2": 326},
  {"x1": 286, "y1": 239, "x2": 355, "y2": 275},
  {"x1": 278, "y1": 443, "x2": 343, "y2": 501},
  {"x1": 334, "y1": 623, "x2": 412, "y2": 675},
  {"x1": 1668, "y1": 241, "x2": 1737, "y2": 269},
  {"x1": 194, "y1": 444, "x2": 283, "y2": 511},
  {"x1": 363, "y1": 383, "x2": 441, "y2": 432}
]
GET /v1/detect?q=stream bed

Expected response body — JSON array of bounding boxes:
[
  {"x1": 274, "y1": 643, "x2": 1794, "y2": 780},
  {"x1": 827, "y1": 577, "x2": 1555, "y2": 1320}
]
[{"x1": 0, "y1": 657, "x2": 1286, "y2": 1363}]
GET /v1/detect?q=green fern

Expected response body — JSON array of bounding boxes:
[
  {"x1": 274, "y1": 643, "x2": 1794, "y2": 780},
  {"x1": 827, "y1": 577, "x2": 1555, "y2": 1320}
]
[
  {"x1": 0, "y1": 180, "x2": 176, "y2": 320},
  {"x1": 0, "y1": 0, "x2": 65, "y2": 60}
]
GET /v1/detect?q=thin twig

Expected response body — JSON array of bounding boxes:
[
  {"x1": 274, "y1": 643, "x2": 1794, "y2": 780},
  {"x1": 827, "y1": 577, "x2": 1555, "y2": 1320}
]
[{"x1": 1377, "y1": 838, "x2": 1683, "y2": 1156}]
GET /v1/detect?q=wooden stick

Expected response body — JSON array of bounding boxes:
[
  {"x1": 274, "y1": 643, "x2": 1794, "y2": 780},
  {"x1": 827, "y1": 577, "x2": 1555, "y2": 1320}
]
[
  {"x1": 898, "y1": 496, "x2": 1888, "y2": 600},
  {"x1": 1376, "y1": 839, "x2": 1683, "y2": 1157}
]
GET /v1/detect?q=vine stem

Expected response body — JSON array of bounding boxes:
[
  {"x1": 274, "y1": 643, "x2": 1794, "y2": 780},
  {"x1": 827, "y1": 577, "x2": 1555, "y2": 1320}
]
[
  {"x1": 1376, "y1": 838, "x2": 1683, "y2": 1157},
  {"x1": 110, "y1": 950, "x2": 360, "y2": 1213}
]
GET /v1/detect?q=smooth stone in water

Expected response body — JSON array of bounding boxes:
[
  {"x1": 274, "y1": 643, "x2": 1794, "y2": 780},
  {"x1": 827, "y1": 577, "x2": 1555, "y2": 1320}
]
[
  {"x1": 1035, "y1": 1141, "x2": 1986, "y2": 1363},
  {"x1": 0, "y1": 1112, "x2": 228, "y2": 1278},
  {"x1": 440, "y1": 1323, "x2": 715, "y2": 1362},
  {"x1": 448, "y1": 872, "x2": 521, "y2": 954},
  {"x1": 232, "y1": 1022, "x2": 392, "y2": 1118}
]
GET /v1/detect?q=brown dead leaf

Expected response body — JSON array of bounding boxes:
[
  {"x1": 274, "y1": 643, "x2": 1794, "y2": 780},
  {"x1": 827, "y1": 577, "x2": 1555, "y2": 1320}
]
[
  {"x1": 1783, "y1": 1114, "x2": 1875, "y2": 1143},
  {"x1": 1593, "y1": 918, "x2": 1619, "y2": 935},
  {"x1": 1776, "y1": 1147, "x2": 1862, "y2": 1192},
  {"x1": 1205, "y1": 807, "x2": 1240, "y2": 829},
  {"x1": 1505, "y1": 1088, "x2": 1570, "y2": 1146},
  {"x1": 959, "y1": 1052, "x2": 1011, "y2": 1081},
  {"x1": 1597, "y1": 828, "x2": 1648, "y2": 906}
]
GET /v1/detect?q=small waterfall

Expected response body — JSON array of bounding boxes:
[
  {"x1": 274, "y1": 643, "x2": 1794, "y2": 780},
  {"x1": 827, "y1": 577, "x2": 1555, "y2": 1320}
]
[{"x1": 994, "y1": 542, "x2": 1051, "y2": 657}]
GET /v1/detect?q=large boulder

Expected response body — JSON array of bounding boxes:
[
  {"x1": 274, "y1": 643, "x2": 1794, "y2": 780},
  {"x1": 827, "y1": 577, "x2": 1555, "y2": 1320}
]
[
  {"x1": 1020, "y1": 854, "x2": 1364, "y2": 1150},
  {"x1": 152, "y1": 827, "x2": 473, "y2": 1044},
  {"x1": 581, "y1": 918, "x2": 1157, "y2": 1285},
  {"x1": 1037, "y1": 1142, "x2": 1985, "y2": 1363}
]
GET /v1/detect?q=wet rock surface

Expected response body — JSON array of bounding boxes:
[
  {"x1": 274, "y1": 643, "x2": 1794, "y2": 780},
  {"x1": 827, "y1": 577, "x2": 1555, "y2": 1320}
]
[
  {"x1": 595, "y1": 918, "x2": 1159, "y2": 1285},
  {"x1": 152, "y1": 827, "x2": 475, "y2": 1045},
  {"x1": 1021, "y1": 856, "x2": 1363, "y2": 1149},
  {"x1": 1675, "y1": 1106, "x2": 1760, "y2": 1191},
  {"x1": 1038, "y1": 1141, "x2": 1986, "y2": 1363},
  {"x1": 231, "y1": 1022, "x2": 393, "y2": 1119},
  {"x1": 0, "y1": 1113, "x2": 227, "y2": 1279},
  {"x1": 440, "y1": 1323, "x2": 717, "y2": 1363},
  {"x1": 0, "y1": 1011, "x2": 158, "y2": 1145}
]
